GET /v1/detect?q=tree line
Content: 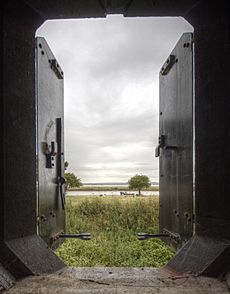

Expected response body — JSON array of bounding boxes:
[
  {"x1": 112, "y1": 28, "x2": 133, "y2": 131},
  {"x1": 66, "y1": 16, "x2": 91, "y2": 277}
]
[{"x1": 64, "y1": 170, "x2": 151, "y2": 196}]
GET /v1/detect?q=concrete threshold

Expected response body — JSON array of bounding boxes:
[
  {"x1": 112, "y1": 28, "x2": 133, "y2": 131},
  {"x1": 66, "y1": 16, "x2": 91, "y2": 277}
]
[{"x1": 2, "y1": 267, "x2": 229, "y2": 293}]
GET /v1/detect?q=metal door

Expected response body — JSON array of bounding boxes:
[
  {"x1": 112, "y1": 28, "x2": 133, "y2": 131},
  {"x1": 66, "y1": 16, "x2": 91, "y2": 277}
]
[
  {"x1": 36, "y1": 37, "x2": 65, "y2": 247},
  {"x1": 156, "y1": 33, "x2": 194, "y2": 248}
]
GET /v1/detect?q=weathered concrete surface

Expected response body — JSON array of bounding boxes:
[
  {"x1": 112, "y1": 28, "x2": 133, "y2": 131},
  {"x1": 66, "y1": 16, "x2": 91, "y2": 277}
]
[
  {"x1": 2, "y1": 267, "x2": 229, "y2": 293},
  {"x1": 225, "y1": 271, "x2": 230, "y2": 290},
  {"x1": 0, "y1": 264, "x2": 15, "y2": 291}
]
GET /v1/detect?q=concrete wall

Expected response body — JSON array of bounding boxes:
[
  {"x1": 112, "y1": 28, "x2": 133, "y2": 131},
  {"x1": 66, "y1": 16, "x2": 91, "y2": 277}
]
[{"x1": 1, "y1": 0, "x2": 229, "y2": 285}]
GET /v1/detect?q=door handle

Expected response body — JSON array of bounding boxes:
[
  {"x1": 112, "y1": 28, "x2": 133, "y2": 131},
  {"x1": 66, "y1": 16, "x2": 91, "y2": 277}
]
[
  {"x1": 56, "y1": 118, "x2": 65, "y2": 209},
  {"x1": 58, "y1": 176, "x2": 65, "y2": 210}
]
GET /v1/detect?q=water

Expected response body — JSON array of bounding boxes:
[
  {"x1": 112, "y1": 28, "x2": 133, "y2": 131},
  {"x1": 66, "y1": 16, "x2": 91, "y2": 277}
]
[{"x1": 66, "y1": 190, "x2": 159, "y2": 197}]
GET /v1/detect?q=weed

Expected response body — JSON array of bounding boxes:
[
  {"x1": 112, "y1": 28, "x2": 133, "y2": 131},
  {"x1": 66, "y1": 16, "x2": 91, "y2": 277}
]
[{"x1": 56, "y1": 196, "x2": 174, "y2": 267}]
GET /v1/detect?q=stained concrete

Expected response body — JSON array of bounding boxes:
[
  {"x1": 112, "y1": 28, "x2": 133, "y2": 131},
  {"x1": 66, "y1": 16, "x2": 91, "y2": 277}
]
[{"x1": 2, "y1": 267, "x2": 229, "y2": 293}]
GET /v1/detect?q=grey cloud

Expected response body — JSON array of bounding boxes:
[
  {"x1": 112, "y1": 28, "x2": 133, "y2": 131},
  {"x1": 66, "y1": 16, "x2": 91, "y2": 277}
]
[{"x1": 36, "y1": 16, "x2": 192, "y2": 182}]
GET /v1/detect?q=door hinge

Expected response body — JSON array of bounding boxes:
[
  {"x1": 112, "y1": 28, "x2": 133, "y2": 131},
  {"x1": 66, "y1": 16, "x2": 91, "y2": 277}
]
[
  {"x1": 49, "y1": 59, "x2": 64, "y2": 79},
  {"x1": 160, "y1": 54, "x2": 177, "y2": 75}
]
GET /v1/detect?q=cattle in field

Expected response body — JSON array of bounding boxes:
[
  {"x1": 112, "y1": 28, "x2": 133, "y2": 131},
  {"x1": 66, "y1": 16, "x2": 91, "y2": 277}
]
[{"x1": 120, "y1": 191, "x2": 135, "y2": 196}]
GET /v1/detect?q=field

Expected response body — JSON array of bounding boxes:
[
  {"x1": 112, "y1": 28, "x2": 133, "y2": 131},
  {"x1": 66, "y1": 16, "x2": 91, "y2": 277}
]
[
  {"x1": 56, "y1": 195, "x2": 174, "y2": 267},
  {"x1": 68, "y1": 185, "x2": 159, "y2": 191}
]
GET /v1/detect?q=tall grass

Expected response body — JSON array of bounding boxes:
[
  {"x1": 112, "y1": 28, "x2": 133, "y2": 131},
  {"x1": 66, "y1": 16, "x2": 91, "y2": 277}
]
[{"x1": 56, "y1": 196, "x2": 174, "y2": 267}]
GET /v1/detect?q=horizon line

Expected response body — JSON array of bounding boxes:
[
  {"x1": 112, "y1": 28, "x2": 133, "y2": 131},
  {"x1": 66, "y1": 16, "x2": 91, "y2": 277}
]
[{"x1": 82, "y1": 181, "x2": 159, "y2": 185}]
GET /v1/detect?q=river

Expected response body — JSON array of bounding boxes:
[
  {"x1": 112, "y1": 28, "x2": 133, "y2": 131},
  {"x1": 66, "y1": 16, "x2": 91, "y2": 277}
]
[{"x1": 66, "y1": 190, "x2": 159, "y2": 197}]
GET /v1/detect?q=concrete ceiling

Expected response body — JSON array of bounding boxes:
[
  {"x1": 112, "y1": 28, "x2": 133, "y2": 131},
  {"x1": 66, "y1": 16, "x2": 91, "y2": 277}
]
[{"x1": 24, "y1": 0, "x2": 200, "y2": 20}]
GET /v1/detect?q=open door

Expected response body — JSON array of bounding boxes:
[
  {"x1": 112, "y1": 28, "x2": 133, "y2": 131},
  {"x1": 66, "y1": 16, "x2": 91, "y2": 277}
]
[
  {"x1": 156, "y1": 33, "x2": 194, "y2": 249},
  {"x1": 36, "y1": 37, "x2": 65, "y2": 247}
]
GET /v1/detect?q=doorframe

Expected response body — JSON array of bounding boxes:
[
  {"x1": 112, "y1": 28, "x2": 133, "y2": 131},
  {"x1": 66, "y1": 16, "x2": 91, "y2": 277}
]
[{"x1": 2, "y1": 0, "x2": 230, "y2": 280}]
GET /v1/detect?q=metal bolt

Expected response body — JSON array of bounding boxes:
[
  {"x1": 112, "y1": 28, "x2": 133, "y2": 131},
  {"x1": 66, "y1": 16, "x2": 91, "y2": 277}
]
[
  {"x1": 50, "y1": 211, "x2": 56, "y2": 218},
  {"x1": 40, "y1": 215, "x2": 47, "y2": 222}
]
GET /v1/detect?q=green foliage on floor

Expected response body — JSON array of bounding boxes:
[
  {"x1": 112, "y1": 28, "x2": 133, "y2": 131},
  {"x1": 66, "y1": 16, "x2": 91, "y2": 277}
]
[{"x1": 56, "y1": 196, "x2": 174, "y2": 267}]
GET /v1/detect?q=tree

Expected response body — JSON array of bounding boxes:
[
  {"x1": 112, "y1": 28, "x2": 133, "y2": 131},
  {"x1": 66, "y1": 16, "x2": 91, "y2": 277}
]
[
  {"x1": 128, "y1": 174, "x2": 151, "y2": 196},
  {"x1": 64, "y1": 172, "x2": 82, "y2": 188},
  {"x1": 64, "y1": 161, "x2": 69, "y2": 170}
]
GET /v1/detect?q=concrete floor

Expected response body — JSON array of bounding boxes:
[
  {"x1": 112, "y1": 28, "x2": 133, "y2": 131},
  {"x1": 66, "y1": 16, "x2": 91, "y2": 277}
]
[{"x1": 2, "y1": 267, "x2": 229, "y2": 294}]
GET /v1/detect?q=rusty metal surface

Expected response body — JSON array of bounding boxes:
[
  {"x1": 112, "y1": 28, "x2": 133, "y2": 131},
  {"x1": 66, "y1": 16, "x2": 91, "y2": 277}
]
[
  {"x1": 36, "y1": 37, "x2": 65, "y2": 246},
  {"x1": 158, "y1": 33, "x2": 193, "y2": 247}
]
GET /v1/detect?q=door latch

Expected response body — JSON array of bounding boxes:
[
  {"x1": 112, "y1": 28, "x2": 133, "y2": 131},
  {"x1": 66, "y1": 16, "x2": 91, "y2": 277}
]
[
  {"x1": 58, "y1": 233, "x2": 91, "y2": 240},
  {"x1": 137, "y1": 230, "x2": 181, "y2": 243},
  {"x1": 155, "y1": 135, "x2": 178, "y2": 157},
  {"x1": 43, "y1": 141, "x2": 57, "y2": 168},
  {"x1": 53, "y1": 232, "x2": 91, "y2": 241},
  {"x1": 137, "y1": 232, "x2": 169, "y2": 240},
  {"x1": 160, "y1": 54, "x2": 177, "y2": 75},
  {"x1": 155, "y1": 135, "x2": 165, "y2": 157}
]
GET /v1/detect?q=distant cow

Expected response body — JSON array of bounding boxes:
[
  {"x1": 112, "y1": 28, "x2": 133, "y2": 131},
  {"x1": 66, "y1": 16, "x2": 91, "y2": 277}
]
[{"x1": 120, "y1": 191, "x2": 135, "y2": 196}]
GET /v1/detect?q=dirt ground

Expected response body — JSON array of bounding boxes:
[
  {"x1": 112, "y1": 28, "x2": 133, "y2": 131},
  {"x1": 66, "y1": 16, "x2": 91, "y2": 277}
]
[{"x1": 2, "y1": 267, "x2": 229, "y2": 294}]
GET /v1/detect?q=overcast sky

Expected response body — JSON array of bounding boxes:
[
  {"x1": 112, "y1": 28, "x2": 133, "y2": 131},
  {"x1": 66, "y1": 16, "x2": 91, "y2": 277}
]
[{"x1": 36, "y1": 15, "x2": 193, "y2": 183}]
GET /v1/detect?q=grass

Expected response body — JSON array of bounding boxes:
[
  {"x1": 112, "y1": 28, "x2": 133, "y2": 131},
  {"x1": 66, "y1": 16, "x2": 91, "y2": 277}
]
[
  {"x1": 68, "y1": 185, "x2": 159, "y2": 191},
  {"x1": 56, "y1": 196, "x2": 174, "y2": 267}
]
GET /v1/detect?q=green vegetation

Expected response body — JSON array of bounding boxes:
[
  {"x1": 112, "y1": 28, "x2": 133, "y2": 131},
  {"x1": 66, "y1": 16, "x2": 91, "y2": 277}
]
[
  {"x1": 56, "y1": 196, "x2": 174, "y2": 267},
  {"x1": 68, "y1": 185, "x2": 159, "y2": 191},
  {"x1": 65, "y1": 172, "x2": 82, "y2": 188},
  {"x1": 64, "y1": 161, "x2": 69, "y2": 170},
  {"x1": 128, "y1": 174, "x2": 151, "y2": 195}
]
